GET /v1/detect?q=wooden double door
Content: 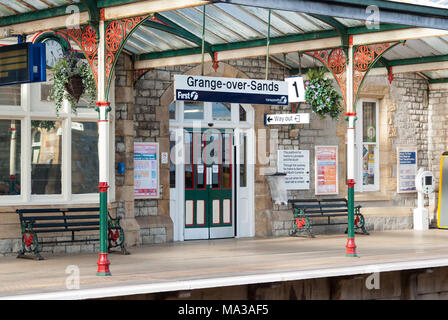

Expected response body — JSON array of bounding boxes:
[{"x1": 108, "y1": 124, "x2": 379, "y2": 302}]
[{"x1": 184, "y1": 129, "x2": 234, "y2": 240}]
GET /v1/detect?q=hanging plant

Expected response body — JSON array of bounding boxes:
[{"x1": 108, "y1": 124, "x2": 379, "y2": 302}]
[
  {"x1": 48, "y1": 51, "x2": 96, "y2": 116},
  {"x1": 304, "y1": 68, "x2": 343, "y2": 120}
]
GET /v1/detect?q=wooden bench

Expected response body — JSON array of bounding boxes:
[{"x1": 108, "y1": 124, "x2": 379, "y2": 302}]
[
  {"x1": 288, "y1": 198, "x2": 369, "y2": 238},
  {"x1": 16, "y1": 207, "x2": 129, "y2": 260}
]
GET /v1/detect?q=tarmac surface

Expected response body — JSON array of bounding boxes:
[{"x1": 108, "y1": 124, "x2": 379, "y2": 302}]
[{"x1": 2, "y1": 229, "x2": 448, "y2": 299}]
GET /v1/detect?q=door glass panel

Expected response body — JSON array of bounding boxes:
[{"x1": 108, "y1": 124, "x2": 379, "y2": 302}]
[
  {"x1": 184, "y1": 101, "x2": 204, "y2": 120},
  {"x1": 222, "y1": 133, "x2": 231, "y2": 189},
  {"x1": 169, "y1": 130, "x2": 176, "y2": 188},
  {"x1": 362, "y1": 144, "x2": 375, "y2": 186},
  {"x1": 184, "y1": 132, "x2": 194, "y2": 189},
  {"x1": 362, "y1": 101, "x2": 376, "y2": 143},
  {"x1": 240, "y1": 133, "x2": 247, "y2": 187},
  {"x1": 195, "y1": 134, "x2": 207, "y2": 189},
  {"x1": 206, "y1": 133, "x2": 221, "y2": 189},
  {"x1": 212, "y1": 102, "x2": 231, "y2": 121}
]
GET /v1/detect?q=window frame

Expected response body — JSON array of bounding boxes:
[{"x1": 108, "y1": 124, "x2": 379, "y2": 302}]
[
  {"x1": 355, "y1": 98, "x2": 380, "y2": 192},
  {"x1": 0, "y1": 81, "x2": 115, "y2": 205}
]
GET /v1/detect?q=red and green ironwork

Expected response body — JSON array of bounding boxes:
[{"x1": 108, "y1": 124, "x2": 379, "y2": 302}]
[{"x1": 290, "y1": 208, "x2": 313, "y2": 238}]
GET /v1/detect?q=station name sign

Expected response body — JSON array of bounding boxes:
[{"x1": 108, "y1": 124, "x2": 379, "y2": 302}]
[
  {"x1": 174, "y1": 74, "x2": 288, "y2": 106},
  {"x1": 0, "y1": 42, "x2": 46, "y2": 87}
]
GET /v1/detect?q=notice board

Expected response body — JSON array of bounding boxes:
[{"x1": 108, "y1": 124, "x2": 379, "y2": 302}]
[
  {"x1": 277, "y1": 150, "x2": 310, "y2": 190},
  {"x1": 397, "y1": 147, "x2": 417, "y2": 193},
  {"x1": 315, "y1": 146, "x2": 338, "y2": 195},
  {"x1": 134, "y1": 142, "x2": 159, "y2": 198}
]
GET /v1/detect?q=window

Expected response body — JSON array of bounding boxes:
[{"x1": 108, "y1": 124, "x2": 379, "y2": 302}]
[
  {"x1": 0, "y1": 85, "x2": 20, "y2": 106},
  {"x1": 72, "y1": 122, "x2": 99, "y2": 194},
  {"x1": 239, "y1": 105, "x2": 247, "y2": 122},
  {"x1": 184, "y1": 101, "x2": 204, "y2": 120},
  {"x1": 355, "y1": 99, "x2": 379, "y2": 192},
  {"x1": 0, "y1": 81, "x2": 111, "y2": 204},
  {"x1": 0, "y1": 120, "x2": 21, "y2": 195},
  {"x1": 169, "y1": 102, "x2": 176, "y2": 120},
  {"x1": 31, "y1": 120, "x2": 62, "y2": 195},
  {"x1": 212, "y1": 102, "x2": 231, "y2": 121}
]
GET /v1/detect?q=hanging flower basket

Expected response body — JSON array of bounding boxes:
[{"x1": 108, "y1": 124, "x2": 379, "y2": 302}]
[
  {"x1": 65, "y1": 74, "x2": 84, "y2": 103},
  {"x1": 304, "y1": 68, "x2": 343, "y2": 120},
  {"x1": 49, "y1": 51, "x2": 96, "y2": 116}
]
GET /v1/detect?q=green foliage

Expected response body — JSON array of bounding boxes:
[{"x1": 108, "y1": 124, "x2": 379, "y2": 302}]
[
  {"x1": 49, "y1": 51, "x2": 97, "y2": 116},
  {"x1": 31, "y1": 120, "x2": 55, "y2": 131},
  {"x1": 304, "y1": 68, "x2": 343, "y2": 120}
]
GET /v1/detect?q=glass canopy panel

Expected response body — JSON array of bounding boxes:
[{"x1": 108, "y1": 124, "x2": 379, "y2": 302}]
[
  {"x1": 176, "y1": 7, "x2": 237, "y2": 43},
  {"x1": 160, "y1": 10, "x2": 224, "y2": 44},
  {"x1": 241, "y1": 6, "x2": 305, "y2": 36},
  {"x1": 201, "y1": 5, "x2": 263, "y2": 40},
  {"x1": 214, "y1": 3, "x2": 279, "y2": 38},
  {"x1": 132, "y1": 29, "x2": 177, "y2": 51},
  {"x1": 420, "y1": 37, "x2": 448, "y2": 55}
]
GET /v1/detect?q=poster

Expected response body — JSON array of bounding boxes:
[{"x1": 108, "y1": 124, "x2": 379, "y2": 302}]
[
  {"x1": 277, "y1": 150, "x2": 310, "y2": 190},
  {"x1": 134, "y1": 142, "x2": 159, "y2": 198},
  {"x1": 315, "y1": 146, "x2": 338, "y2": 195},
  {"x1": 397, "y1": 147, "x2": 417, "y2": 193}
]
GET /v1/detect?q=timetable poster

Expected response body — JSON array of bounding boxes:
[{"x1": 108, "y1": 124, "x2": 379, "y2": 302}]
[
  {"x1": 315, "y1": 146, "x2": 339, "y2": 195},
  {"x1": 134, "y1": 142, "x2": 159, "y2": 198},
  {"x1": 397, "y1": 147, "x2": 417, "y2": 193}
]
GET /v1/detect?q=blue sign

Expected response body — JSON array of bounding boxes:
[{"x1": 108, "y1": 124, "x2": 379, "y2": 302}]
[
  {"x1": 0, "y1": 42, "x2": 46, "y2": 86},
  {"x1": 399, "y1": 151, "x2": 416, "y2": 165},
  {"x1": 174, "y1": 74, "x2": 288, "y2": 106}
]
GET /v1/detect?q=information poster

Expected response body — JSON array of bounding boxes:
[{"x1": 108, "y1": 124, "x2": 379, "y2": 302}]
[
  {"x1": 315, "y1": 146, "x2": 338, "y2": 195},
  {"x1": 397, "y1": 147, "x2": 417, "y2": 193},
  {"x1": 277, "y1": 150, "x2": 310, "y2": 190},
  {"x1": 134, "y1": 142, "x2": 159, "y2": 198}
]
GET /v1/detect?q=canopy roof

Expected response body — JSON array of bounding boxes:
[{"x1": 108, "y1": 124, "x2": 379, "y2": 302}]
[{"x1": 2, "y1": 0, "x2": 448, "y2": 82}]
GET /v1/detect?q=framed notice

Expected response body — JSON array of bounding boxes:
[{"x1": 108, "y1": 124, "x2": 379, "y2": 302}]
[
  {"x1": 134, "y1": 142, "x2": 159, "y2": 198},
  {"x1": 397, "y1": 147, "x2": 417, "y2": 193},
  {"x1": 315, "y1": 146, "x2": 339, "y2": 195},
  {"x1": 277, "y1": 150, "x2": 310, "y2": 190}
]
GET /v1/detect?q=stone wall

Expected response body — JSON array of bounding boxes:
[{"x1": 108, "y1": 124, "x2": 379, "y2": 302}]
[{"x1": 270, "y1": 72, "x2": 430, "y2": 237}]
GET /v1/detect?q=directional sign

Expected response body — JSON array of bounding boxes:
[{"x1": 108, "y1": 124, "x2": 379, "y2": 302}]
[
  {"x1": 264, "y1": 113, "x2": 310, "y2": 125},
  {"x1": 285, "y1": 75, "x2": 305, "y2": 103}
]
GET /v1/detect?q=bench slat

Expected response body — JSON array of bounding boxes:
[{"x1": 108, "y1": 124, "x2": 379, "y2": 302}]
[
  {"x1": 32, "y1": 221, "x2": 99, "y2": 228},
  {"x1": 20, "y1": 215, "x2": 100, "y2": 221},
  {"x1": 33, "y1": 227, "x2": 100, "y2": 234}
]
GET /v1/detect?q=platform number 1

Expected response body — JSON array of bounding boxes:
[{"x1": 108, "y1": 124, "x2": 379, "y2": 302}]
[{"x1": 285, "y1": 76, "x2": 305, "y2": 103}]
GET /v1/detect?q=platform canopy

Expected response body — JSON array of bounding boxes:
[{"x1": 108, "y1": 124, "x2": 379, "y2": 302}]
[{"x1": 1, "y1": 0, "x2": 448, "y2": 83}]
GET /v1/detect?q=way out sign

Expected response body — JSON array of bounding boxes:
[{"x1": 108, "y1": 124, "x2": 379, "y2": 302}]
[
  {"x1": 264, "y1": 113, "x2": 310, "y2": 125},
  {"x1": 285, "y1": 76, "x2": 305, "y2": 103}
]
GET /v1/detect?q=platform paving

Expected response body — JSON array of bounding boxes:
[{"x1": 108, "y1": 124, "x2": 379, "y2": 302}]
[{"x1": 2, "y1": 229, "x2": 448, "y2": 299}]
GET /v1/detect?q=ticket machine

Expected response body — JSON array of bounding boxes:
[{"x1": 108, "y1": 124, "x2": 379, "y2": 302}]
[
  {"x1": 438, "y1": 152, "x2": 448, "y2": 228},
  {"x1": 414, "y1": 168, "x2": 435, "y2": 230}
]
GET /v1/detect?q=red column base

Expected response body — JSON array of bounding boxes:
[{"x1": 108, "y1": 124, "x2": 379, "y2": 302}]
[
  {"x1": 346, "y1": 237, "x2": 357, "y2": 257},
  {"x1": 96, "y1": 252, "x2": 111, "y2": 276}
]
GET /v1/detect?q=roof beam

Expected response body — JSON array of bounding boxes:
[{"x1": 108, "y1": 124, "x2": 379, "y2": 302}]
[
  {"x1": 214, "y1": 0, "x2": 448, "y2": 30},
  {"x1": 309, "y1": 14, "x2": 349, "y2": 48},
  {"x1": 0, "y1": 0, "x2": 209, "y2": 31},
  {"x1": 103, "y1": 0, "x2": 210, "y2": 21}
]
